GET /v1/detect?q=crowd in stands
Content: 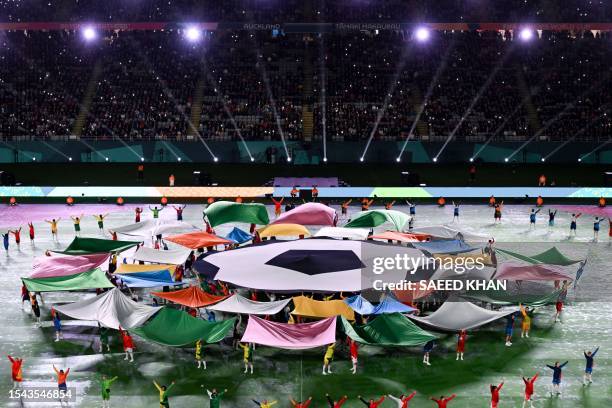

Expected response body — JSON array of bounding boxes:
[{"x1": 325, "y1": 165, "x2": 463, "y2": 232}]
[
  {"x1": 1, "y1": 0, "x2": 610, "y2": 22},
  {"x1": 0, "y1": 28, "x2": 610, "y2": 143}
]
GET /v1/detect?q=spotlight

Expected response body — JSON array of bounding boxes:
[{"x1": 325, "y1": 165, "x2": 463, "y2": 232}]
[
  {"x1": 359, "y1": 157, "x2": 364, "y2": 162},
  {"x1": 250, "y1": 157, "x2": 255, "y2": 162},
  {"x1": 32, "y1": 157, "x2": 36, "y2": 161},
  {"x1": 432, "y1": 157, "x2": 438, "y2": 162},
  {"x1": 541, "y1": 157, "x2": 546, "y2": 162},
  {"x1": 185, "y1": 26, "x2": 202, "y2": 42},
  {"x1": 415, "y1": 27, "x2": 430, "y2": 42},
  {"x1": 504, "y1": 157, "x2": 509, "y2": 162},
  {"x1": 323, "y1": 157, "x2": 328, "y2": 162},
  {"x1": 68, "y1": 157, "x2": 72, "y2": 161},
  {"x1": 287, "y1": 157, "x2": 292, "y2": 162},
  {"x1": 177, "y1": 157, "x2": 182, "y2": 162},
  {"x1": 396, "y1": 157, "x2": 401, "y2": 162},
  {"x1": 469, "y1": 157, "x2": 474, "y2": 162},
  {"x1": 105, "y1": 157, "x2": 109, "y2": 161},
  {"x1": 519, "y1": 28, "x2": 534, "y2": 42},
  {"x1": 82, "y1": 26, "x2": 97, "y2": 41},
  {"x1": 578, "y1": 158, "x2": 582, "y2": 162},
  {"x1": 140, "y1": 157, "x2": 145, "y2": 162},
  {"x1": 213, "y1": 157, "x2": 219, "y2": 162}
]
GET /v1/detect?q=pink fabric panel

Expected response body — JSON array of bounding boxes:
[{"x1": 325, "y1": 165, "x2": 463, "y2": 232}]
[
  {"x1": 30, "y1": 253, "x2": 109, "y2": 278},
  {"x1": 495, "y1": 262, "x2": 573, "y2": 281},
  {"x1": 241, "y1": 315, "x2": 336, "y2": 349},
  {"x1": 272, "y1": 202, "x2": 336, "y2": 226}
]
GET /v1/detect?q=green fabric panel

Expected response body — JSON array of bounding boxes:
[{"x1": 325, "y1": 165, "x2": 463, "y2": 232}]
[
  {"x1": 204, "y1": 201, "x2": 270, "y2": 227},
  {"x1": 461, "y1": 289, "x2": 562, "y2": 307},
  {"x1": 340, "y1": 313, "x2": 436, "y2": 346},
  {"x1": 344, "y1": 210, "x2": 409, "y2": 231},
  {"x1": 531, "y1": 247, "x2": 581, "y2": 266},
  {"x1": 22, "y1": 268, "x2": 114, "y2": 292},
  {"x1": 131, "y1": 307, "x2": 236, "y2": 347},
  {"x1": 55, "y1": 237, "x2": 141, "y2": 255},
  {"x1": 496, "y1": 247, "x2": 581, "y2": 266}
]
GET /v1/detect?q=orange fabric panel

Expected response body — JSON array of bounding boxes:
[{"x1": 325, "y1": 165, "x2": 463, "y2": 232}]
[
  {"x1": 165, "y1": 231, "x2": 233, "y2": 249},
  {"x1": 152, "y1": 286, "x2": 228, "y2": 308}
]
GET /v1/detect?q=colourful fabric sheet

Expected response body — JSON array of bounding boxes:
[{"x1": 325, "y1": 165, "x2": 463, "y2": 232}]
[
  {"x1": 344, "y1": 295, "x2": 376, "y2": 315},
  {"x1": 54, "y1": 288, "x2": 161, "y2": 329},
  {"x1": 345, "y1": 209, "x2": 409, "y2": 231},
  {"x1": 131, "y1": 307, "x2": 235, "y2": 347},
  {"x1": 208, "y1": 294, "x2": 291, "y2": 315},
  {"x1": 111, "y1": 219, "x2": 197, "y2": 238},
  {"x1": 371, "y1": 296, "x2": 417, "y2": 314},
  {"x1": 257, "y1": 223, "x2": 311, "y2": 238},
  {"x1": 30, "y1": 253, "x2": 109, "y2": 278},
  {"x1": 117, "y1": 271, "x2": 182, "y2": 288},
  {"x1": 165, "y1": 231, "x2": 233, "y2": 249},
  {"x1": 408, "y1": 301, "x2": 517, "y2": 331},
  {"x1": 461, "y1": 289, "x2": 563, "y2": 306},
  {"x1": 151, "y1": 286, "x2": 228, "y2": 308},
  {"x1": 22, "y1": 268, "x2": 114, "y2": 292},
  {"x1": 241, "y1": 315, "x2": 336, "y2": 349},
  {"x1": 115, "y1": 263, "x2": 177, "y2": 275},
  {"x1": 496, "y1": 247, "x2": 582, "y2": 266},
  {"x1": 272, "y1": 202, "x2": 337, "y2": 226},
  {"x1": 314, "y1": 227, "x2": 370, "y2": 240},
  {"x1": 224, "y1": 227, "x2": 253, "y2": 244},
  {"x1": 494, "y1": 262, "x2": 573, "y2": 281},
  {"x1": 393, "y1": 286, "x2": 435, "y2": 303},
  {"x1": 131, "y1": 246, "x2": 191, "y2": 265},
  {"x1": 204, "y1": 201, "x2": 270, "y2": 227},
  {"x1": 370, "y1": 231, "x2": 431, "y2": 242},
  {"x1": 291, "y1": 295, "x2": 355, "y2": 320},
  {"x1": 412, "y1": 239, "x2": 478, "y2": 254},
  {"x1": 341, "y1": 313, "x2": 436, "y2": 346},
  {"x1": 54, "y1": 237, "x2": 141, "y2": 255}
]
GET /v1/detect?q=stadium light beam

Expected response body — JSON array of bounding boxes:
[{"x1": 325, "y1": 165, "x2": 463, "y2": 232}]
[
  {"x1": 361, "y1": 45, "x2": 412, "y2": 162},
  {"x1": 435, "y1": 45, "x2": 515, "y2": 160},
  {"x1": 398, "y1": 40, "x2": 455, "y2": 161},
  {"x1": 578, "y1": 138, "x2": 612, "y2": 163}
]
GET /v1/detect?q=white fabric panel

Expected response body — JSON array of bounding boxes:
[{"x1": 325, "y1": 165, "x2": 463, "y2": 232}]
[
  {"x1": 131, "y1": 246, "x2": 191, "y2": 265},
  {"x1": 314, "y1": 227, "x2": 369, "y2": 240},
  {"x1": 408, "y1": 301, "x2": 516, "y2": 331},
  {"x1": 208, "y1": 294, "x2": 291, "y2": 315}
]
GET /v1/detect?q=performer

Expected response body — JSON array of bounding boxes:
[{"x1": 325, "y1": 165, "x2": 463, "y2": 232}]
[
  {"x1": 70, "y1": 214, "x2": 83, "y2": 236},
  {"x1": 456, "y1": 330, "x2": 467, "y2": 360},
  {"x1": 546, "y1": 361, "x2": 568, "y2": 395},
  {"x1": 423, "y1": 340, "x2": 435, "y2": 366},
  {"x1": 326, "y1": 394, "x2": 348, "y2": 407},
  {"x1": 452, "y1": 202, "x2": 460, "y2": 222},
  {"x1": 493, "y1": 202, "x2": 503, "y2": 223},
  {"x1": 204, "y1": 387, "x2": 227, "y2": 408},
  {"x1": 45, "y1": 218, "x2": 60, "y2": 241},
  {"x1": 172, "y1": 205, "x2": 186, "y2": 221},
  {"x1": 593, "y1": 217, "x2": 601, "y2": 240},
  {"x1": 134, "y1": 207, "x2": 143, "y2": 223},
  {"x1": 385, "y1": 200, "x2": 395, "y2": 210},
  {"x1": 153, "y1": 380, "x2": 175, "y2": 408},
  {"x1": 94, "y1": 214, "x2": 109, "y2": 232},
  {"x1": 431, "y1": 394, "x2": 456, "y2": 408},
  {"x1": 548, "y1": 209, "x2": 557, "y2": 228},
  {"x1": 490, "y1": 381, "x2": 504, "y2": 408},
  {"x1": 7, "y1": 355, "x2": 23, "y2": 388},
  {"x1": 195, "y1": 339, "x2": 206, "y2": 369},
  {"x1": 119, "y1": 327, "x2": 135, "y2": 362},
  {"x1": 322, "y1": 342, "x2": 335, "y2": 375},
  {"x1": 583, "y1": 347, "x2": 599, "y2": 385},
  {"x1": 100, "y1": 375, "x2": 118, "y2": 408},
  {"x1": 358, "y1": 395, "x2": 385, "y2": 408},
  {"x1": 341, "y1": 199, "x2": 352, "y2": 217},
  {"x1": 289, "y1": 397, "x2": 312, "y2": 407},
  {"x1": 271, "y1": 198, "x2": 284, "y2": 217},
  {"x1": 349, "y1": 338, "x2": 359, "y2": 374},
  {"x1": 522, "y1": 373, "x2": 539, "y2": 408},
  {"x1": 520, "y1": 304, "x2": 532, "y2": 338},
  {"x1": 149, "y1": 206, "x2": 163, "y2": 219},
  {"x1": 52, "y1": 308, "x2": 63, "y2": 342},
  {"x1": 529, "y1": 208, "x2": 541, "y2": 229},
  {"x1": 53, "y1": 364, "x2": 71, "y2": 406},
  {"x1": 569, "y1": 213, "x2": 582, "y2": 236},
  {"x1": 387, "y1": 392, "x2": 416, "y2": 408},
  {"x1": 9, "y1": 227, "x2": 21, "y2": 248},
  {"x1": 28, "y1": 222, "x2": 35, "y2": 244},
  {"x1": 361, "y1": 198, "x2": 374, "y2": 211},
  {"x1": 239, "y1": 343, "x2": 254, "y2": 374},
  {"x1": 504, "y1": 313, "x2": 515, "y2": 346}
]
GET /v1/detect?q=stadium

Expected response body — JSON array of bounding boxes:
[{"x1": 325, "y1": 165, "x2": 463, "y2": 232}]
[{"x1": 0, "y1": 1, "x2": 611, "y2": 407}]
